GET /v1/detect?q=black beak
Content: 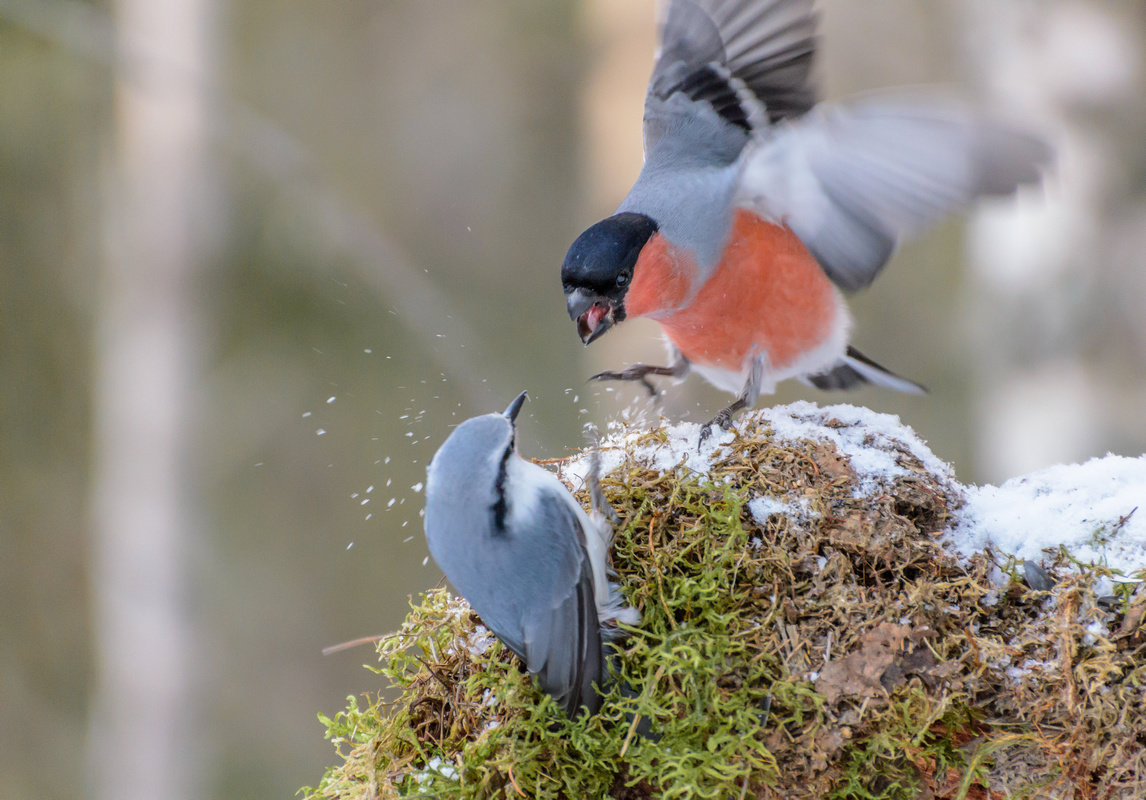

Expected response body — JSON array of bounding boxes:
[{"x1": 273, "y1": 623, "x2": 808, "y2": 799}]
[
  {"x1": 503, "y1": 391, "x2": 528, "y2": 423},
  {"x1": 565, "y1": 287, "x2": 596, "y2": 322},
  {"x1": 566, "y1": 288, "x2": 615, "y2": 345}
]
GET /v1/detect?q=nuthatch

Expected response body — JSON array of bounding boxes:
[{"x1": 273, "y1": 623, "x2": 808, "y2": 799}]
[{"x1": 424, "y1": 391, "x2": 638, "y2": 716}]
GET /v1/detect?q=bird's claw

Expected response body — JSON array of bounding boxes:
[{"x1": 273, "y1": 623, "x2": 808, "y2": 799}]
[
  {"x1": 697, "y1": 411, "x2": 733, "y2": 448},
  {"x1": 589, "y1": 369, "x2": 661, "y2": 397},
  {"x1": 588, "y1": 370, "x2": 624, "y2": 383}
]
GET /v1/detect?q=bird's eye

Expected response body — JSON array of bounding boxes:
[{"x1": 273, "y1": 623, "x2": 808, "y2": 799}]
[{"x1": 616, "y1": 272, "x2": 630, "y2": 287}]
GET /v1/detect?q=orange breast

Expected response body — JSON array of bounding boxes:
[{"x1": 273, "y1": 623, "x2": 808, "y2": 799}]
[{"x1": 625, "y1": 210, "x2": 839, "y2": 371}]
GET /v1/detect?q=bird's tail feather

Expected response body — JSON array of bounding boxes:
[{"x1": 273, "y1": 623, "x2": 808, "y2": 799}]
[{"x1": 804, "y1": 346, "x2": 926, "y2": 395}]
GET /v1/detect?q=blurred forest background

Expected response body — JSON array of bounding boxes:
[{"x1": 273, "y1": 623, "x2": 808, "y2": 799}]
[{"x1": 2, "y1": 1, "x2": 1143, "y2": 798}]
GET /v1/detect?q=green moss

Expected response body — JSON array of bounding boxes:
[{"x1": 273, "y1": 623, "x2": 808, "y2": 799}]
[{"x1": 303, "y1": 413, "x2": 1146, "y2": 799}]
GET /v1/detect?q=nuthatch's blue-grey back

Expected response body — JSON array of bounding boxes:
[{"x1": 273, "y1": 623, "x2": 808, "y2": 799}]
[{"x1": 424, "y1": 391, "x2": 639, "y2": 717}]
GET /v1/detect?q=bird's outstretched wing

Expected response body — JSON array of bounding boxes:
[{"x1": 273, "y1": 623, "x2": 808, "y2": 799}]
[
  {"x1": 644, "y1": 0, "x2": 818, "y2": 153},
  {"x1": 736, "y1": 93, "x2": 1051, "y2": 291}
]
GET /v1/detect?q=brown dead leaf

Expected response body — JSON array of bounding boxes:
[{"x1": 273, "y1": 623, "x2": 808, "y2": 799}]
[
  {"x1": 816, "y1": 623, "x2": 937, "y2": 704},
  {"x1": 1116, "y1": 598, "x2": 1146, "y2": 639},
  {"x1": 826, "y1": 514, "x2": 866, "y2": 549},
  {"x1": 807, "y1": 442, "x2": 856, "y2": 482},
  {"x1": 880, "y1": 643, "x2": 936, "y2": 690}
]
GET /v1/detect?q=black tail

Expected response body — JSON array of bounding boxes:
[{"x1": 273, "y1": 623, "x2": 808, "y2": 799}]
[{"x1": 805, "y1": 346, "x2": 926, "y2": 395}]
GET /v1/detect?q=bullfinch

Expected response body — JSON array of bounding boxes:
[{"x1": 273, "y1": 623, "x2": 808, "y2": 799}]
[{"x1": 561, "y1": 0, "x2": 1049, "y2": 430}]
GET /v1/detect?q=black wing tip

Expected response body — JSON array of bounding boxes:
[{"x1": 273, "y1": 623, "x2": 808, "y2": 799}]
[
  {"x1": 669, "y1": 64, "x2": 752, "y2": 131},
  {"x1": 654, "y1": 0, "x2": 820, "y2": 124}
]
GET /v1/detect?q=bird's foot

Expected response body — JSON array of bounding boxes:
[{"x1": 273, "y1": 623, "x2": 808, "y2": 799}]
[
  {"x1": 698, "y1": 411, "x2": 733, "y2": 446},
  {"x1": 698, "y1": 398, "x2": 747, "y2": 448},
  {"x1": 590, "y1": 364, "x2": 675, "y2": 397}
]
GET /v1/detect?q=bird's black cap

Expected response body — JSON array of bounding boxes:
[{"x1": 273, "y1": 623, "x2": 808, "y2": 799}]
[{"x1": 561, "y1": 212, "x2": 659, "y2": 298}]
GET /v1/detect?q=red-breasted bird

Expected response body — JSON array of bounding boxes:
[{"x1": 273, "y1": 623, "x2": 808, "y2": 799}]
[{"x1": 562, "y1": 0, "x2": 1049, "y2": 430}]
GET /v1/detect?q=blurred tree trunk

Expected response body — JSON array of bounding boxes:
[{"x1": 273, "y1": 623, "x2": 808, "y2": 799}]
[
  {"x1": 85, "y1": 1, "x2": 216, "y2": 799},
  {"x1": 961, "y1": 0, "x2": 1146, "y2": 482}
]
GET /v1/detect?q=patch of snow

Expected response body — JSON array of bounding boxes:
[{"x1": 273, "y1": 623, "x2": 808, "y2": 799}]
[
  {"x1": 946, "y1": 455, "x2": 1146, "y2": 576},
  {"x1": 748, "y1": 496, "x2": 792, "y2": 522},
  {"x1": 465, "y1": 625, "x2": 495, "y2": 657},
  {"x1": 1005, "y1": 664, "x2": 1032, "y2": 683},
  {"x1": 560, "y1": 402, "x2": 951, "y2": 498},
  {"x1": 412, "y1": 756, "x2": 458, "y2": 786},
  {"x1": 560, "y1": 418, "x2": 735, "y2": 489},
  {"x1": 552, "y1": 401, "x2": 1143, "y2": 580},
  {"x1": 758, "y1": 402, "x2": 955, "y2": 494},
  {"x1": 1084, "y1": 619, "x2": 1109, "y2": 646},
  {"x1": 748, "y1": 495, "x2": 816, "y2": 525}
]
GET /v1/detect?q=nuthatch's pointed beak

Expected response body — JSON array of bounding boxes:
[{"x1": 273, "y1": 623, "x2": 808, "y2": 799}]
[{"x1": 503, "y1": 391, "x2": 528, "y2": 423}]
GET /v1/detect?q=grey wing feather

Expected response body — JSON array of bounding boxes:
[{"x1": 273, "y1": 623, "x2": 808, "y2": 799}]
[
  {"x1": 698, "y1": 0, "x2": 818, "y2": 122},
  {"x1": 738, "y1": 93, "x2": 1051, "y2": 291},
  {"x1": 651, "y1": 0, "x2": 817, "y2": 120},
  {"x1": 426, "y1": 471, "x2": 606, "y2": 718},
  {"x1": 516, "y1": 494, "x2": 605, "y2": 717},
  {"x1": 646, "y1": 0, "x2": 818, "y2": 153},
  {"x1": 523, "y1": 552, "x2": 604, "y2": 717},
  {"x1": 628, "y1": 1, "x2": 817, "y2": 268}
]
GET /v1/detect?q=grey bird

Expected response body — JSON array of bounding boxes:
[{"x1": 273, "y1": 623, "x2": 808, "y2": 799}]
[
  {"x1": 424, "y1": 391, "x2": 639, "y2": 717},
  {"x1": 561, "y1": 0, "x2": 1050, "y2": 430}
]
